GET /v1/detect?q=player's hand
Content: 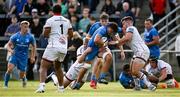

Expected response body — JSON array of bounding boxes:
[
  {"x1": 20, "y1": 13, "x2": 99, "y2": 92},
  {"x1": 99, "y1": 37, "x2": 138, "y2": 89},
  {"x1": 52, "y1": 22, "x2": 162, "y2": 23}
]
[
  {"x1": 9, "y1": 49, "x2": 14, "y2": 54},
  {"x1": 30, "y1": 57, "x2": 35, "y2": 64},
  {"x1": 108, "y1": 41, "x2": 119, "y2": 45},
  {"x1": 120, "y1": 51, "x2": 125, "y2": 60}
]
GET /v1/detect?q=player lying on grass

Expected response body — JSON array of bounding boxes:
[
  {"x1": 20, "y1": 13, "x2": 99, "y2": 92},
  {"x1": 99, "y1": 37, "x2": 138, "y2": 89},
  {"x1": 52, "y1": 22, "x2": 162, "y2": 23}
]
[
  {"x1": 119, "y1": 64, "x2": 159, "y2": 89},
  {"x1": 112, "y1": 16, "x2": 156, "y2": 91},
  {"x1": 4, "y1": 21, "x2": 36, "y2": 88},
  {"x1": 145, "y1": 56, "x2": 180, "y2": 88}
]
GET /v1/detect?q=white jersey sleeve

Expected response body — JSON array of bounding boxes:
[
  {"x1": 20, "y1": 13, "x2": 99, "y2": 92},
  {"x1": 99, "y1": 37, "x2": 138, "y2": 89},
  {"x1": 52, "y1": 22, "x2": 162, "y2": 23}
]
[
  {"x1": 44, "y1": 19, "x2": 52, "y2": 28},
  {"x1": 157, "y1": 60, "x2": 173, "y2": 75},
  {"x1": 126, "y1": 26, "x2": 150, "y2": 61},
  {"x1": 76, "y1": 45, "x2": 85, "y2": 56}
]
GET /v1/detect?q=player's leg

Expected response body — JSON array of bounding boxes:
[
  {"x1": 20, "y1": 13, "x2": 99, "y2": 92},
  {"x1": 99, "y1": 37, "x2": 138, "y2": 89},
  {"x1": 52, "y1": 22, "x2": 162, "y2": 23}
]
[
  {"x1": 98, "y1": 51, "x2": 112, "y2": 84},
  {"x1": 4, "y1": 63, "x2": 14, "y2": 88},
  {"x1": 19, "y1": 71, "x2": 27, "y2": 87},
  {"x1": 131, "y1": 58, "x2": 156, "y2": 91},
  {"x1": 54, "y1": 60, "x2": 64, "y2": 92},
  {"x1": 90, "y1": 58, "x2": 102, "y2": 87}
]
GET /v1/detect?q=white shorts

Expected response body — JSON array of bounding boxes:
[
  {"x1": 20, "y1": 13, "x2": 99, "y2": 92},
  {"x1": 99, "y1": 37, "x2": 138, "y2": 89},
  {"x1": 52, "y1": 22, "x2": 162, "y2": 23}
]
[
  {"x1": 65, "y1": 61, "x2": 90, "y2": 82},
  {"x1": 42, "y1": 47, "x2": 66, "y2": 62},
  {"x1": 134, "y1": 51, "x2": 150, "y2": 62}
]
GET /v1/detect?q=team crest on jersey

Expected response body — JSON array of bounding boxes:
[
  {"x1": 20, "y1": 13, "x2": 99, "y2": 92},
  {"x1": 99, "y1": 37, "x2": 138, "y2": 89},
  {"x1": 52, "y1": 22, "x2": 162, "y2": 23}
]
[
  {"x1": 16, "y1": 39, "x2": 20, "y2": 42},
  {"x1": 25, "y1": 39, "x2": 29, "y2": 43}
]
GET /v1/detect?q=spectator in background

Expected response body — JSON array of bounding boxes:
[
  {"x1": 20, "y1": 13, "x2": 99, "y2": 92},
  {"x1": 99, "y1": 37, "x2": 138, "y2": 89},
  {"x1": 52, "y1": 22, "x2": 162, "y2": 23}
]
[
  {"x1": 86, "y1": 16, "x2": 96, "y2": 33},
  {"x1": 101, "y1": 0, "x2": 116, "y2": 15},
  {"x1": 8, "y1": 0, "x2": 27, "y2": 16},
  {"x1": 70, "y1": 15, "x2": 79, "y2": 31},
  {"x1": 130, "y1": 0, "x2": 142, "y2": 19},
  {"x1": 120, "y1": 2, "x2": 135, "y2": 24},
  {"x1": 36, "y1": 0, "x2": 50, "y2": 16},
  {"x1": 78, "y1": 7, "x2": 90, "y2": 37},
  {"x1": 67, "y1": 5, "x2": 77, "y2": 19},
  {"x1": 144, "y1": 19, "x2": 160, "y2": 58},
  {"x1": 4, "y1": 15, "x2": 20, "y2": 37},
  {"x1": 175, "y1": 34, "x2": 180, "y2": 68},
  {"x1": 116, "y1": 0, "x2": 131, "y2": 15},
  {"x1": 89, "y1": 0, "x2": 99, "y2": 13},
  {"x1": 68, "y1": 0, "x2": 80, "y2": 13},
  {"x1": 149, "y1": 0, "x2": 166, "y2": 24},
  {"x1": 23, "y1": 0, "x2": 37, "y2": 16},
  {"x1": 3, "y1": 0, "x2": 16, "y2": 14},
  {"x1": 168, "y1": 0, "x2": 178, "y2": 28},
  {"x1": 30, "y1": 15, "x2": 43, "y2": 38},
  {"x1": 31, "y1": 8, "x2": 38, "y2": 17},
  {"x1": 0, "y1": 0, "x2": 5, "y2": 14}
]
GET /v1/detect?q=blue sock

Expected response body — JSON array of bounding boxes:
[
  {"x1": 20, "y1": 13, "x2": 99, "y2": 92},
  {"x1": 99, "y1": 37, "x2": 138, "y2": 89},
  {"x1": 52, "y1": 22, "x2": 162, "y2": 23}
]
[
  {"x1": 91, "y1": 74, "x2": 97, "y2": 81},
  {"x1": 99, "y1": 73, "x2": 107, "y2": 79},
  {"x1": 4, "y1": 73, "x2": 10, "y2": 87}
]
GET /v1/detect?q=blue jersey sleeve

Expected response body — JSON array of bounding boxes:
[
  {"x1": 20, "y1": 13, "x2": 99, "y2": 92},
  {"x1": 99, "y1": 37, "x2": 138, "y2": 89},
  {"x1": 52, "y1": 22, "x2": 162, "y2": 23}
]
[
  {"x1": 96, "y1": 27, "x2": 106, "y2": 37},
  {"x1": 10, "y1": 33, "x2": 17, "y2": 44},
  {"x1": 117, "y1": 27, "x2": 122, "y2": 34},
  {"x1": 119, "y1": 72, "x2": 133, "y2": 88},
  {"x1": 88, "y1": 22, "x2": 101, "y2": 36},
  {"x1": 151, "y1": 28, "x2": 159, "y2": 37}
]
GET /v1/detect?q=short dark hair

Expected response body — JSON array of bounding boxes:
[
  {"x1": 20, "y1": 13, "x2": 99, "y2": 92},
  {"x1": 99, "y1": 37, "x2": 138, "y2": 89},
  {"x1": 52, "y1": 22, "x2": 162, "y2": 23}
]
[
  {"x1": 90, "y1": 16, "x2": 96, "y2": 21},
  {"x1": 100, "y1": 13, "x2": 109, "y2": 20},
  {"x1": 123, "y1": 64, "x2": 130, "y2": 71},
  {"x1": 107, "y1": 22, "x2": 118, "y2": 32},
  {"x1": 145, "y1": 18, "x2": 153, "y2": 24},
  {"x1": 53, "y1": 4, "x2": 62, "y2": 14}
]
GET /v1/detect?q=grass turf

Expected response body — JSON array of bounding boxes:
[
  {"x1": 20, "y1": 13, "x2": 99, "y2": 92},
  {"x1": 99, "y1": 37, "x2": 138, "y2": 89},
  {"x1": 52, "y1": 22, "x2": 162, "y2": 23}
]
[{"x1": 0, "y1": 81, "x2": 180, "y2": 97}]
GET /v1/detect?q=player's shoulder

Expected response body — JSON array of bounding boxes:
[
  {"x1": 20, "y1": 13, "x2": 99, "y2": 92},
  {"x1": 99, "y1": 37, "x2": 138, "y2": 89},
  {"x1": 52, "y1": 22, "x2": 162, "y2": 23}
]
[{"x1": 126, "y1": 26, "x2": 137, "y2": 33}]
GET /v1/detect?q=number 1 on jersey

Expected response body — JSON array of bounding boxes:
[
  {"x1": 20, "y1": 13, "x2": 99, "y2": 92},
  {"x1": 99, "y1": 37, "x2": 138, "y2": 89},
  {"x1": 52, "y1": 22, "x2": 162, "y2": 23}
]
[{"x1": 60, "y1": 24, "x2": 63, "y2": 34}]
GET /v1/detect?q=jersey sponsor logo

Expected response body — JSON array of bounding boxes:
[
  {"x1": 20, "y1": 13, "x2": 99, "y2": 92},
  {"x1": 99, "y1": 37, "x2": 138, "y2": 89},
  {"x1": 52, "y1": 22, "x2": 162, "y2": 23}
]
[{"x1": 128, "y1": 28, "x2": 134, "y2": 32}]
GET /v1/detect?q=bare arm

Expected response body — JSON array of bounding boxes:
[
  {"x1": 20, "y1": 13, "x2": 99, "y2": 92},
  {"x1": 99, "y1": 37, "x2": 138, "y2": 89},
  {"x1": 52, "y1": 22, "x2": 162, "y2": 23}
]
[
  {"x1": 118, "y1": 32, "x2": 132, "y2": 46},
  {"x1": 6, "y1": 41, "x2": 14, "y2": 54},
  {"x1": 159, "y1": 68, "x2": 167, "y2": 82},
  {"x1": 8, "y1": 5, "x2": 16, "y2": 15},
  {"x1": 68, "y1": 28, "x2": 73, "y2": 39},
  {"x1": 146, "y1": 36, "x2": 160, "y2": 46},
  {"x1": 94, "y1": 35, "x2": 104, "y2": 47},
  {"x1": 43, "y1": 27, "x2": 51, "y2": 38}
]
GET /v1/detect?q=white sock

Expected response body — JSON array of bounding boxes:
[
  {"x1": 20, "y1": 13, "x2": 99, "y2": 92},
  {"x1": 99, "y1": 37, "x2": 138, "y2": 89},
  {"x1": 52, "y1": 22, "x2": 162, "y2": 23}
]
[
  {"x1": 58, "y1": 85, "x2": 64, "y2": 89},
  {"x1": 40, "y1": 82, "x2": 45, "y2": 87},
  {"x1": 51, "y1": 74, "x2": 58, "y2": 85},
  {"x1": 140, "y1": 72, "x2": 152, "y2": 87},
  {"x1": 133, "y1": 76, "x2": 140, "y2": 87}
]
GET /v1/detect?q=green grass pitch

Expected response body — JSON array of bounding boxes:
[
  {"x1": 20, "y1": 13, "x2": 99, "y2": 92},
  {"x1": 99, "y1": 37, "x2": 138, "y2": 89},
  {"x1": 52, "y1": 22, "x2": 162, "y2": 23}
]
[{"x1": 0, "y1": 81, "x2": 180, "y2": 97}]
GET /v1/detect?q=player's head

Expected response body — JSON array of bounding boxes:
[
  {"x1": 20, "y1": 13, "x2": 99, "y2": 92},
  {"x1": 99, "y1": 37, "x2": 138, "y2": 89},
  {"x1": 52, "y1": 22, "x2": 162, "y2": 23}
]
[
  {"x1": 121, "y1": 16, "x2": 134, "y2": 28},
  {"x1": 123, "y1": 64, "x2": 131, "y2": 75},
  {"x1": 53, "y1": 4, "x2": 62, "y2": 14},
  {"x1": 20, "y1": 21, "x2": 30, "y2": 33},
  {"x1": 107, "y1": 22, "x2": 118, "y2": 36},
  {"x1": 100, "y1": 13, "x2": 109, "y2": 26},
  {"x1": 144, "y1": 18, "x2": 153, "y2": 30},
  {"x1": 149, "y1": 56, "x2": 158, "y2": 68}
]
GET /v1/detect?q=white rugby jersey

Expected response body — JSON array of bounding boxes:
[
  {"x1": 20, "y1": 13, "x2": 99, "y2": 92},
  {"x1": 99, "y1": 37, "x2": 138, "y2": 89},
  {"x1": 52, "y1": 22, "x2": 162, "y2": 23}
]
[
  {"x1": 44, "y1": 15, "x2": 72, "y2": 53},
  {"x1": 145, "y1": 60, "x2": 173, "y2": 76},
  {"x1": 77, "y1": 45, "x2": 86, "y2": 56},
  {"x1": 126, "y1": 26, "x2": 150, "y2": 60}
]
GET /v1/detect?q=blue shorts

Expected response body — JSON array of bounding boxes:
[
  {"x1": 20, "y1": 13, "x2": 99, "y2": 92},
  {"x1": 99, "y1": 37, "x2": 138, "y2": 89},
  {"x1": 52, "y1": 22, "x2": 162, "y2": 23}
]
[{"x1": 8, "y1": 55, "x2": 28, "y2": 72}]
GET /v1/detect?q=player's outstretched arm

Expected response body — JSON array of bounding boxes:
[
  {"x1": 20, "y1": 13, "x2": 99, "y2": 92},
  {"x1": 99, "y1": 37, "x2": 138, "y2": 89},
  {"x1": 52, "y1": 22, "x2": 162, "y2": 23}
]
[
  {"x1": 68, "y1": 28, "x2": 73, "y2": 39},
  {"x1": 30, "y1": 44, "x2": 36, "y2": 64},
  {"x1": 159, "y1": 68, "x2": 167, "y2": 82},
  {"x1": 118, "y1": 32, "x2": 132, "y2": 46}
]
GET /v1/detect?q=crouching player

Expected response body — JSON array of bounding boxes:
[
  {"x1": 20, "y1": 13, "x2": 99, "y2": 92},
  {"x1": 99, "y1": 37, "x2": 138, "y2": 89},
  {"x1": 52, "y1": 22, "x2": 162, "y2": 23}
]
[
  {"x1": 146, "y1": 56, "x2": 179, "y2": 88},
  {"x1": 63, "y1": 39, "x2": 91, "y2": 89}
]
